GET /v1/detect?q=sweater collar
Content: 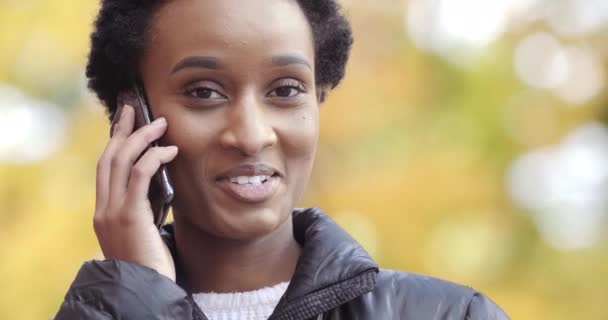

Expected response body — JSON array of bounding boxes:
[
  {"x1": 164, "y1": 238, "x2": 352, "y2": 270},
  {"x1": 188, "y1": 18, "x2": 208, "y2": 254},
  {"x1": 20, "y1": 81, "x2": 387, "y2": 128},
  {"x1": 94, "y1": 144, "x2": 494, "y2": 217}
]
[{"x1": 161, "y1": 207, "x2": 379, "y2": 320}]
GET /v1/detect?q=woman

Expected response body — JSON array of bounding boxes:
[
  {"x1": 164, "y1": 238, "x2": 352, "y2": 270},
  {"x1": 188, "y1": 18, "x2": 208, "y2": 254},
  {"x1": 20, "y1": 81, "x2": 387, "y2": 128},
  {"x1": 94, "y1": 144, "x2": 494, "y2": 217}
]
[{"x1": 55, "y1": 0, "x2": 509, "y2": 319}]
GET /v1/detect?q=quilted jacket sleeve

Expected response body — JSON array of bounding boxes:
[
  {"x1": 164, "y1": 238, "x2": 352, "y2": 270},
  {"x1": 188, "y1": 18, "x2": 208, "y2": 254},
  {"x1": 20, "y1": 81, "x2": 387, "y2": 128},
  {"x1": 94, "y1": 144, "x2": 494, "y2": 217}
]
[
  {"x1": 465, "y1": 292, "x2": 510, "y2": 320},
  {"x1": 54, "y1": 259, "x2": 194, "y2": 320}
]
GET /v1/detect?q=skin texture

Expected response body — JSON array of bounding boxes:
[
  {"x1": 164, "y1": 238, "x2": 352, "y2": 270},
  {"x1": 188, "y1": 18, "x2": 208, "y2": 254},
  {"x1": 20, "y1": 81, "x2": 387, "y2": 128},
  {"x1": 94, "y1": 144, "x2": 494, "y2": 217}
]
[{"x1": 133, "y1": 0, "x2": 319, "y2": 292}]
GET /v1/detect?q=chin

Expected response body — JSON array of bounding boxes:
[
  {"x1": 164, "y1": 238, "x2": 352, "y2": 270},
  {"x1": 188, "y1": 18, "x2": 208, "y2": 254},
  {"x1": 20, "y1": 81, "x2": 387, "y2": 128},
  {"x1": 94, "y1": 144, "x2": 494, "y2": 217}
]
[{"x1": 193, "y1": 203, "x2": 292, "y2": 241}]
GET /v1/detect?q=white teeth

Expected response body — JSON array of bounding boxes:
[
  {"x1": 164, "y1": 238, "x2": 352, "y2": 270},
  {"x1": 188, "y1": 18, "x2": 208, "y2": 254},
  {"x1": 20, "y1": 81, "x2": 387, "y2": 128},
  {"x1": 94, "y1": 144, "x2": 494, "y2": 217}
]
[
  {"x1": 250, "y1": 176, "x2": 262, "y2": 184},
  {"x1": 229, "y1": 175, "x2": 270, "y2": 185}
]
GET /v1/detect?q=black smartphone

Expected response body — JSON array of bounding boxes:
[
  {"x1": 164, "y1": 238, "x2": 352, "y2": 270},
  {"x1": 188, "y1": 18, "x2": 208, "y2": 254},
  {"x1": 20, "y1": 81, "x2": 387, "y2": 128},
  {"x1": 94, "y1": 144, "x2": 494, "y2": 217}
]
[{"x1": 133, "y1": 82, "x2": 174, "y2": 230}]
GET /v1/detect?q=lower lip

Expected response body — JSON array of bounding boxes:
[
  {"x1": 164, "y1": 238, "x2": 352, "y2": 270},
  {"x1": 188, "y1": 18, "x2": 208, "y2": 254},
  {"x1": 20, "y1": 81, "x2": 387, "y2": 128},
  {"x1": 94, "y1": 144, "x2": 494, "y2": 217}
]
[{"x1": 216, "y1": 176, "x2": 280, "y2": 203}]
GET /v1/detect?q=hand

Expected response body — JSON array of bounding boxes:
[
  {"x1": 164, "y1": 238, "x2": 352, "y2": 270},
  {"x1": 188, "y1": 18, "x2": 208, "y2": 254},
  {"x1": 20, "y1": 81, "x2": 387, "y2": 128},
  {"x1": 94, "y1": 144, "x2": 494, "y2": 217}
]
[{"x1": 93, "y1": 104, "x2": 178, "y2": 281}]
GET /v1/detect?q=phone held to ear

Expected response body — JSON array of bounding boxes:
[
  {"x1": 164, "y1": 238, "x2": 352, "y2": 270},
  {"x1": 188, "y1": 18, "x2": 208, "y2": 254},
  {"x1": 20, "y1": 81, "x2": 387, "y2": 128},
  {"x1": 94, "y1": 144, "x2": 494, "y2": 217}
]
[{"x1": 113, "y1": 82, "x2": 175, "y2": 230}]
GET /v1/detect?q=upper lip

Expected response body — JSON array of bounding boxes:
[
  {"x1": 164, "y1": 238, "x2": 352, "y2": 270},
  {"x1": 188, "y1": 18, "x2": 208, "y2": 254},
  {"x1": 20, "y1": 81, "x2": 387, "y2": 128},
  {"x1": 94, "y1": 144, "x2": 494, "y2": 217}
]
[{"x1": 216, "y1": 163, "x2": 280, "y2": 180}]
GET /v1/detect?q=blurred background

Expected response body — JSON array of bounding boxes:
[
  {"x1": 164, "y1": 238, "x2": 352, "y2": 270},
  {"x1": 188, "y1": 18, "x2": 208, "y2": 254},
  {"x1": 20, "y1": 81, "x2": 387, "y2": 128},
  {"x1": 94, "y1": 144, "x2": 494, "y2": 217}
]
[{"x1": 1, "y1": 0, "x2": 607, "y2": 318}]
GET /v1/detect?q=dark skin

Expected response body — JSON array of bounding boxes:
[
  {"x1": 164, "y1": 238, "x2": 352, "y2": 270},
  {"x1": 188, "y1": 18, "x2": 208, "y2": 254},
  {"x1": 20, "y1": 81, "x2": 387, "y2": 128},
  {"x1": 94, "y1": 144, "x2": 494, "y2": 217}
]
[{"x1": 135, "y1": 0, "x2": 319, "y2": 293}]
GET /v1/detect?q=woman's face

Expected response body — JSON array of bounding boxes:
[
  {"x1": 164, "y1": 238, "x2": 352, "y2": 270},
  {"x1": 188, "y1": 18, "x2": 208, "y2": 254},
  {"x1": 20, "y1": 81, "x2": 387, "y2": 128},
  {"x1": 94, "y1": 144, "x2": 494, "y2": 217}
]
[{"x1": 139, "y1": 0, "x2": 319, "y2": 240}]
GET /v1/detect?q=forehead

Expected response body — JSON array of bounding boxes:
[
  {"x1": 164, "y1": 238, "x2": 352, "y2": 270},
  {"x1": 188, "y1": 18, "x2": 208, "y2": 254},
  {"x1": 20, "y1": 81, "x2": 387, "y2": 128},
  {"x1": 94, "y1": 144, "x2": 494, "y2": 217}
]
[{"x1": 146, "y1": 0, "x2": 314, "y2": 68}]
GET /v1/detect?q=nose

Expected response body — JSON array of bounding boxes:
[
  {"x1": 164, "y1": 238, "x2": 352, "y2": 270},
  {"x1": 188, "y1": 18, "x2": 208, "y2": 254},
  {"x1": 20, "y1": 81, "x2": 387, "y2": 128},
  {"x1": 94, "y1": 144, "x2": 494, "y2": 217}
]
[{"x1": 219, "y1": 95, "x2": 277, "y2": 156}]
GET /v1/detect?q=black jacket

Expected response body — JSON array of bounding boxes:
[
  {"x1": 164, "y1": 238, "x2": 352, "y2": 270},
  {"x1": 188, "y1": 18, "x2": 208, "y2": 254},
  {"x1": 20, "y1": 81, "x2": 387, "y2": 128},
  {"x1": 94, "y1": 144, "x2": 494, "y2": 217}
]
[{"x1": 55, "y1": 207, "x2": 509, "y2": 319}]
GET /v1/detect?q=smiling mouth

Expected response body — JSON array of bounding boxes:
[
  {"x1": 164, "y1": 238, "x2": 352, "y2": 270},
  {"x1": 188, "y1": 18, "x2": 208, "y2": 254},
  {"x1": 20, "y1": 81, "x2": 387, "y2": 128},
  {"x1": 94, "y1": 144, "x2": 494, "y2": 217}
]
[
  {"x1": 229, "y1": 175, "x2": 272, "y2": 185},
  {"x1": 217, "y1": 174, "x2": 280, "y2": 203}
]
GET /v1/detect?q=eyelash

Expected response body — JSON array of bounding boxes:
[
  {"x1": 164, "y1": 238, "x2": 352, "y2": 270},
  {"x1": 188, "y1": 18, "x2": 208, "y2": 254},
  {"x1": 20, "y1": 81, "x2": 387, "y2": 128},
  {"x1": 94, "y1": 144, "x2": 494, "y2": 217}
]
[
  {"x1": 269, "y1": 80, "x2": 306, "y2": 98},
  {"x1": 183, "y1": 80, "x2": 306, "y2": 101},
  {"x1": 185, "y1": 87, "x2": 225, "y2": 100}
]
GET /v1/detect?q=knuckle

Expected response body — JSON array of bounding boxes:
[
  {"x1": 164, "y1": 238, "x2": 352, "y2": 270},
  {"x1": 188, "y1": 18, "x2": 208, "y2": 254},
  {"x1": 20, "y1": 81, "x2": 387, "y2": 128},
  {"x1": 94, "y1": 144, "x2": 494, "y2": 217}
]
[
  {"x1": 97, "y1": 151, "x2": 114, "y2": 170},
  {"x1": 96, "y1": 157, "x2": 106, "y2": 172},
  {"x1": 130, "y1": 164, "x2": 151, "y2": 180},
  {"x1": 112, "y1": 122, "x2": 128, "y2": 136},
  {"x1": 93, "y1": 215, "x2": 107, "y2": 230},
  {"x1": 99, "y1": 206, "x2": 138, "y2": 228},
  {"x1": 110, "y1": 124, "x2": 121, "y2": 136},
  {"x1": 116, "y1": 210, "x2": 138, "y2": 227},
  {"x1": 110, "y1": 128, "x2": 125, "y2": 140},
  {"x1": 143, "y1": 129, "x2": 160, "y2": 144},
  {"x1": 110, "y1": 154, "x2": 128, "y2": 169}
]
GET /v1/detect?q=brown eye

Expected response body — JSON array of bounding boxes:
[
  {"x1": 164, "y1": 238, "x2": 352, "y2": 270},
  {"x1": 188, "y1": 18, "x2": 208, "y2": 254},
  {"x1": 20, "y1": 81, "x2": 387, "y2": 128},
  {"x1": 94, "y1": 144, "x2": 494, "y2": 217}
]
[
  {"x1": 268, "y1": 80, "x2": 306, "y2": 98},
  {"x1": 184, "y1": 80, "x2": 227, "y2": 102},
  {"x1": 187, "y1": 87, "x2": 225, "y2": 99},
  {"x1": 273, "y1": 86, "x2": 300, "y2": 97}
]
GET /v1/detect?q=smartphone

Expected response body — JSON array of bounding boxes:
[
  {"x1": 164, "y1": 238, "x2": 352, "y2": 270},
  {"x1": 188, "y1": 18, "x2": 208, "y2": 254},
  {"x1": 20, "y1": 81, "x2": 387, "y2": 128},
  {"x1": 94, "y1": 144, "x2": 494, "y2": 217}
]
[
  {"x1": 113, "y1": 82, "x2": 175, "y2": 230},
  {"x1": 133, "y1": 82, "x2": 174, "y2": 230}
]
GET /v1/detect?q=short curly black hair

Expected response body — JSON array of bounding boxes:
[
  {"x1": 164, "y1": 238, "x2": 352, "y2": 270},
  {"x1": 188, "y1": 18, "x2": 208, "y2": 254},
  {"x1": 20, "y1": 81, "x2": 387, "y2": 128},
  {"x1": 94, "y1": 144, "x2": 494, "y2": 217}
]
[{"x1": 86, "y1": 0, "x2": 354, "y2": 120}]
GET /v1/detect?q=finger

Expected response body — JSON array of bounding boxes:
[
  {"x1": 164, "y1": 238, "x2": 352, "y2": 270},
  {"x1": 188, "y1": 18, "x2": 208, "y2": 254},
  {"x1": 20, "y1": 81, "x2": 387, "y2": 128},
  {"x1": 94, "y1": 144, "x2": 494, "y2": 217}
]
[
  {"x1": 108, "y1": 116, "x2": 168, "y2": 204},
  {"x1": 111, "y1": 104, "x2": 135, "y2": 139},
  {"x1": 110, "y1": 104, "x2": 124, "y2": 138},
  {"x1": 125, "y1": 146, "x2": 178, "y2": 209},
  {"x1": 95, "y1": 105, "x2": 131, "y2": 214}
]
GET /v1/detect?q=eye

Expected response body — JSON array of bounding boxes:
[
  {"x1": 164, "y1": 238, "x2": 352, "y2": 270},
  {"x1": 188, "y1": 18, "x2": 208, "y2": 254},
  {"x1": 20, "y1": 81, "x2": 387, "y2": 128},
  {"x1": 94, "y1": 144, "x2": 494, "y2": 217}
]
[
  {"x1": 186, "y1": 87, "x2": 225, "y2": 99},
  {"x1": 267, "y1": 79, "x2": 306, "y2": 98},
  {"x1": 183, "y1": 80, "x2": 227, "y2": 102}
]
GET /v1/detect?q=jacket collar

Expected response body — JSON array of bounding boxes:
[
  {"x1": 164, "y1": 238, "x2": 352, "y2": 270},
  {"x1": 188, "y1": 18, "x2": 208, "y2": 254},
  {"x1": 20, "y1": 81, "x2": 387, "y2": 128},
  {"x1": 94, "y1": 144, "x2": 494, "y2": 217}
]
[{"x1": 161, "y1": 207, "x2": 379, "y2": 320}]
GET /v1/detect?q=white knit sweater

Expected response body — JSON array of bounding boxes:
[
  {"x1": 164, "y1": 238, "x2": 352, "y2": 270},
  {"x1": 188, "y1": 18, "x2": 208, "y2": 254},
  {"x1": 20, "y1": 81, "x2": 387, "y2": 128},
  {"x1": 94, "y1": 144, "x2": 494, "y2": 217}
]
[{"x1": 192, "y1": 282, "x2": 289, "y2": 320}]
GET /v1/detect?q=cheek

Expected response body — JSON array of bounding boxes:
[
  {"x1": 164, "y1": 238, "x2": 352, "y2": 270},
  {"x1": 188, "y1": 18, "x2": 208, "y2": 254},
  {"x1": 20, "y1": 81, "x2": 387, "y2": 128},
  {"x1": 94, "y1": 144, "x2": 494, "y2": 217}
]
[
  {"x1": 275, "y1": 106, "x2": 319, "y2": 169},
  {"x1": 158, "y1": 105, "x2": 221, "y2": 173}
]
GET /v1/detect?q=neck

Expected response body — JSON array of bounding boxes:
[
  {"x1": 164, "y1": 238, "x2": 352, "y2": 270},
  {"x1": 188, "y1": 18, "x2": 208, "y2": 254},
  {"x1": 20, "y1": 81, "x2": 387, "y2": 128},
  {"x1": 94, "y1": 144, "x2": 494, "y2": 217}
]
[{"x1": 173, "y1": 214, "x2": 301, "y2": 293}]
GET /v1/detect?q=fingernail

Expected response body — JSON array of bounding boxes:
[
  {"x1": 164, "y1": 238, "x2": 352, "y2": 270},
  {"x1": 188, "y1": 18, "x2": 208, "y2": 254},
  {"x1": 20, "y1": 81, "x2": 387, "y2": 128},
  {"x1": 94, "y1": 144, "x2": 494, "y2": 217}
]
[
  {"x1": 119, "y1": 104, "x2": 132, "y2": 121},
  {"x1": 111, "y1": 105, "x2": 133, "y2": 136},
  {"x1": 153, "y1": 117, "x2": 167, "y2": 125},
  {"x1": 123, "y1": 104, "x2": 133, "y2": 116}
]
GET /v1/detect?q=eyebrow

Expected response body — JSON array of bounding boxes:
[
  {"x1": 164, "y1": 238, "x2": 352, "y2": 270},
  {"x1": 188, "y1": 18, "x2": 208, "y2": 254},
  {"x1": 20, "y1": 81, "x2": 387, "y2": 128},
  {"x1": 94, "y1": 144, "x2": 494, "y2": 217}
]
[
  {"x1": 270, "y1": 54, "x2": 312, "y2": 70},
  {"x1": 170, "y1": 54, "x2": 312, "y2": 75},
  {"x1": 171, "y1": 56, "x2": 222, "y2": 74}
]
